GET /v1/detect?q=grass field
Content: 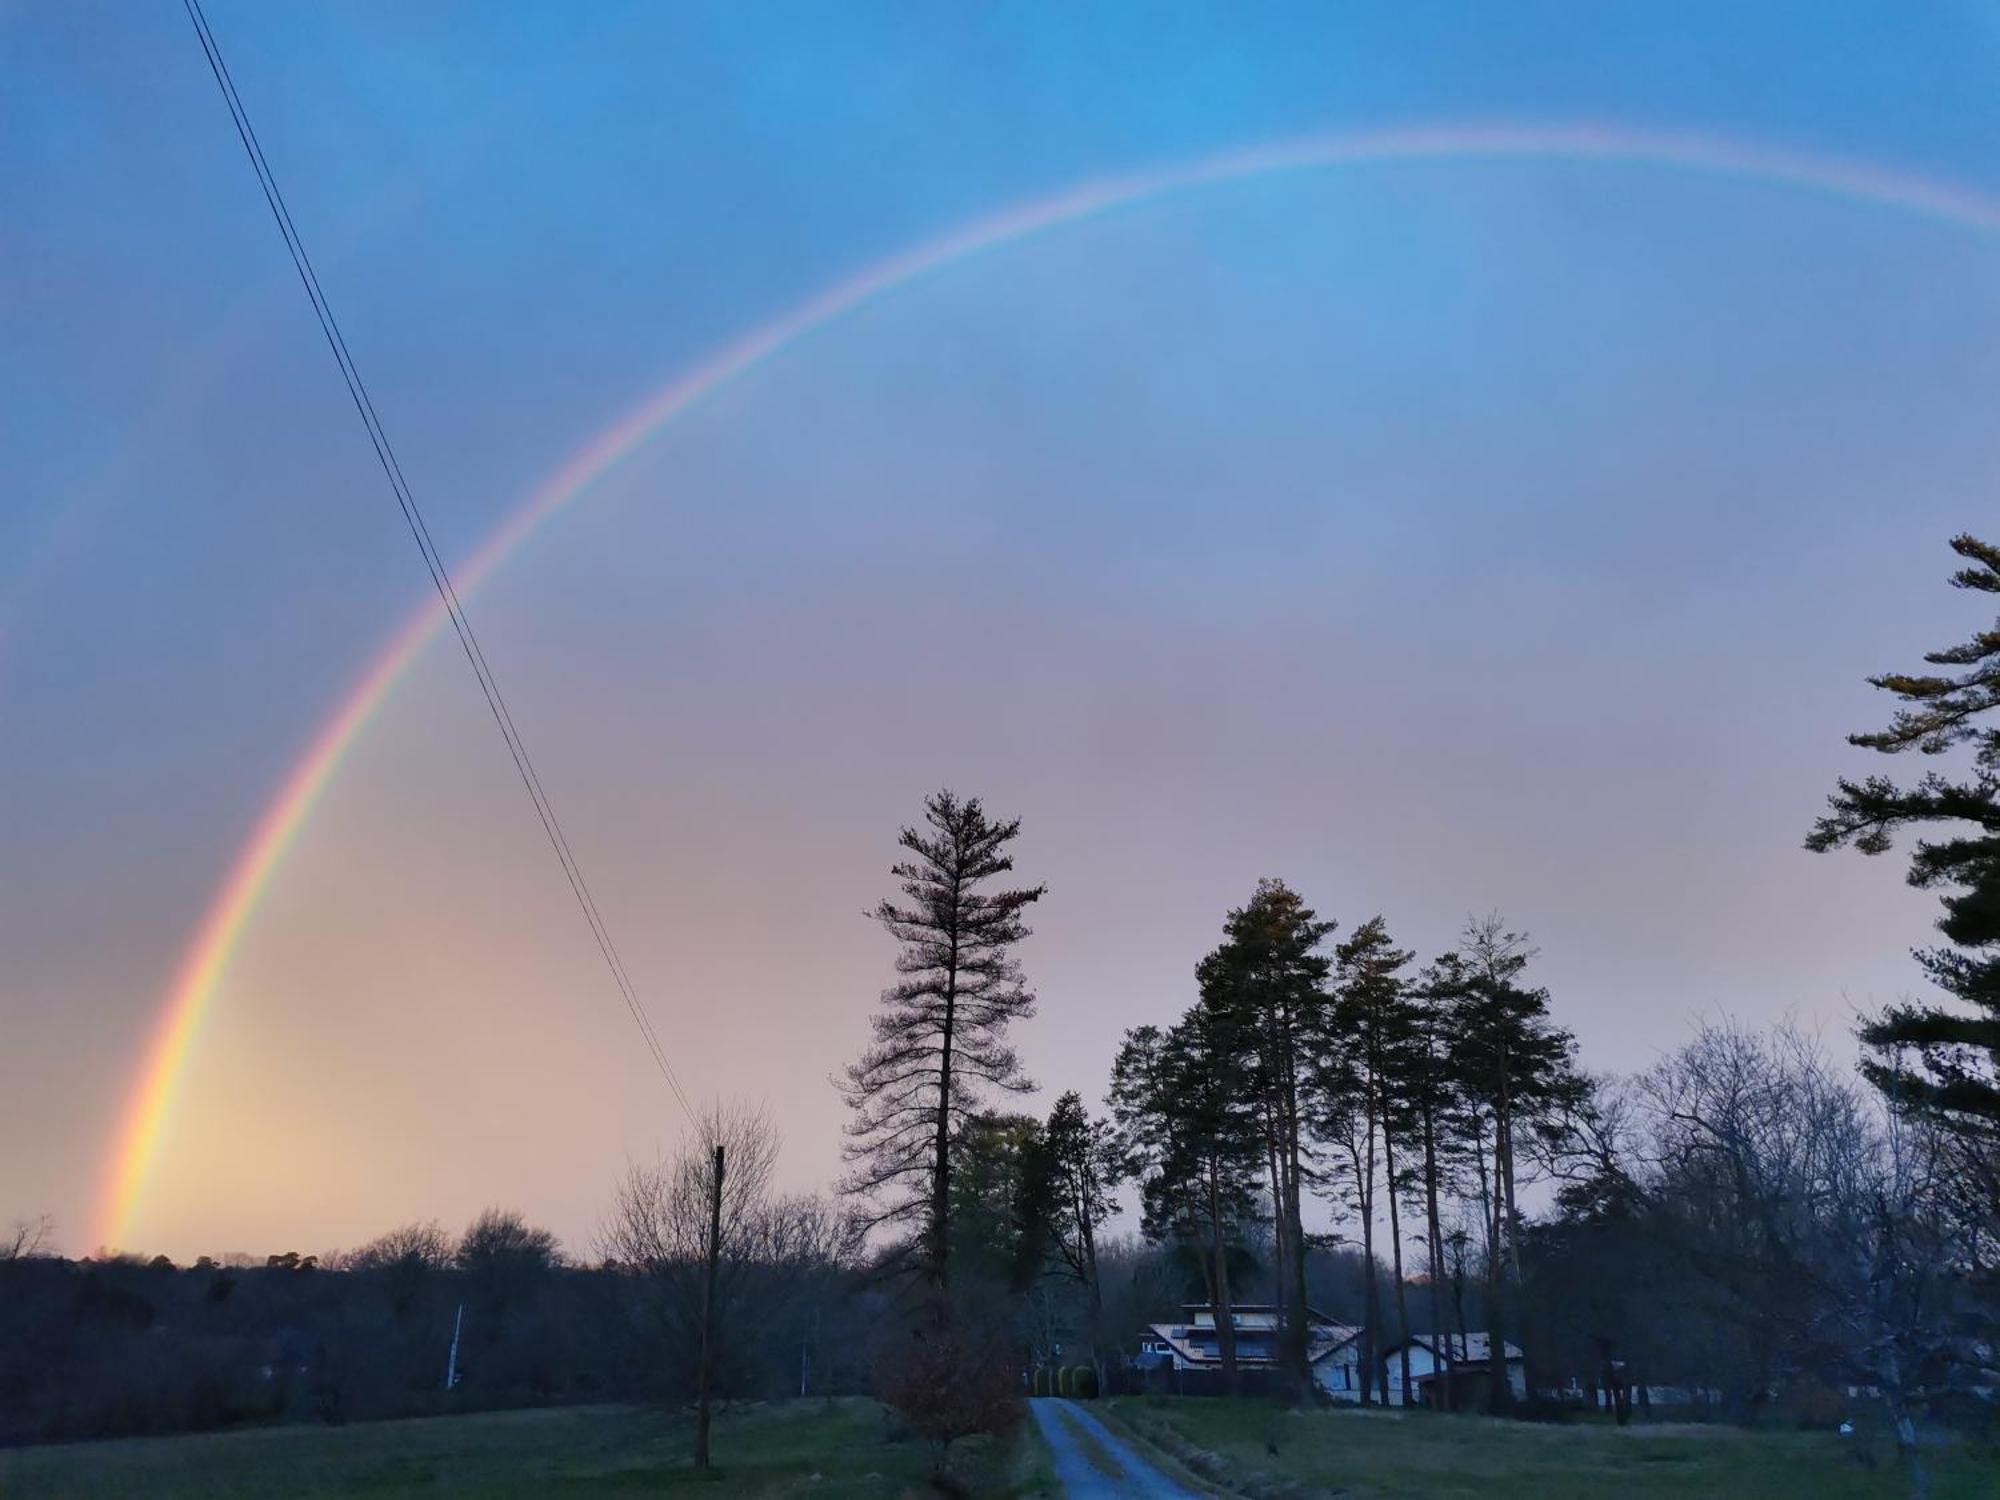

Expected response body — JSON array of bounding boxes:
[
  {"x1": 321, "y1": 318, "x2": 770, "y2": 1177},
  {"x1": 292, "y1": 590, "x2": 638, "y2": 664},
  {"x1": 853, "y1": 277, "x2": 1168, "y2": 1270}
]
[
  {"x1": 0, "y1": 1399, "x2": 1058, "y2": 1500},
  {"x1": 9, "y1": 1395, "x2": 1992, "y2": 1499},
  {"x1": 1102, "y1": 1396, "x2": 2000, "y2": 1500}
]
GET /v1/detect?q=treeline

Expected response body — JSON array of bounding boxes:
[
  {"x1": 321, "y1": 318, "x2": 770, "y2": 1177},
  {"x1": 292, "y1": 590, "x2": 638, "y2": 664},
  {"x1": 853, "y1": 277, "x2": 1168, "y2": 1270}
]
[
  {"x1": 0, "y1": 1197, "x2": 868, "y2": 1446},
  {"x1": 1111, "y1": 890, "x2": 1579, "y2": 1409},
  {"x1": 1522, "y1": 1019, "x2": 1991, "y2": 1426},
  {"x1": 815, "y1": 789, "x2": 1563, "y2": 1447},
  {"x1": 923, "y1": 895, "x2": 1998, "y2": 1425}
]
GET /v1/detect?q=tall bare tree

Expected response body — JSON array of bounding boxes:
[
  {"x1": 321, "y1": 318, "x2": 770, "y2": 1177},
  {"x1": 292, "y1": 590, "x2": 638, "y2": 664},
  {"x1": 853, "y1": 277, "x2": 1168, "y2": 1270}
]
[
  {"x1": 605, "y1": 1103, "x2": 780, "y2": 1282},
  {"x1": 1638, "y1": 1023, "x2": 1885, "y2": 1408},
  {"x1": 602, "y1": 1103, "x2": 849, "y2": 1425},
  {"x1": 840, "y1": 790, "x2": 1044, "y2": 1291}
]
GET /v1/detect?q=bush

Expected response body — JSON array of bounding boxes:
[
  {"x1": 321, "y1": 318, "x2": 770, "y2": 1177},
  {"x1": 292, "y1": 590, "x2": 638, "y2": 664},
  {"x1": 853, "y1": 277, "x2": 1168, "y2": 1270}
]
[
  {"x1": 874, "y1": 1321, "x2": 1026, "y2": 1475},
  {"x1": 1071, "y1": 1365, "x2": 1097, "y2": 1400}
]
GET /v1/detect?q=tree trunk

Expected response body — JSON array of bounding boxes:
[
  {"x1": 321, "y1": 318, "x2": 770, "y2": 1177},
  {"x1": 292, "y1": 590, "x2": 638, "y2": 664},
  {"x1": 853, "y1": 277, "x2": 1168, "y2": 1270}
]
[
  {"x1": 1282, "y1": 1064, "x2": 1312, "y2": 1405},
  {"x1": 1358, "y1": 1113, "x2": 1380, "y2": 1406},
  {"x1": 1493, "y1": 1033, "x2": 1529, "y2": 1412},
  {"x1": 1078, "y1": 1184, "x2": 1100, "y2": 1317},
  {"x1": 1079, "y1": 1184, "x2": 1105, "y2": 1396},
  {"x1": 1270, "y1": 1013, "x2": 1311, "y2": 1405},
  {"x1": 1257, "y1": 1002, "x2": 1311, "y2": 1406},
  {"x1": 1452, "y1": 1255, "x2": 1472, "y2": 1405},
  {"x1": 1599, "y1": 1339, "x2": 1629, "y2": 1426},
  {"x1": 1421, "y1": 1103, "x2": 1451, "y2": 1412},
  {"x1": 694, "y1": 1144, "x2": 724, "y2": 1470},
  {"x1": 1264, "y1": 1131, "x2": 1289, "y2": 1364},
  {"x1": 929, "y1": 936, "x2": 958, "y2": 1293},
  {"x1": 1483, "y1": 1108, "x2": 1510, "y2": 1414},
  {"x1": 1500, "y1": 1110, "x2": 1523, "y2": 1283},
  {"x1": 1207, "y1": 1156, "x2": 1240, "y2": 1394},
  {"x1": 1384, "y1": 1131, "x2": 1412, "y2": 1407}
]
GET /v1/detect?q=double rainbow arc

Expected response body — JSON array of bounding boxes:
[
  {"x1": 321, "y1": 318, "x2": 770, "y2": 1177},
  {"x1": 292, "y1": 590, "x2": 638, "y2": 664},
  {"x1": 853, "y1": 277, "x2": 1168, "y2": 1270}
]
[{"x1": 96, "y1": 122, "x2": 2000, "y2": 1252}]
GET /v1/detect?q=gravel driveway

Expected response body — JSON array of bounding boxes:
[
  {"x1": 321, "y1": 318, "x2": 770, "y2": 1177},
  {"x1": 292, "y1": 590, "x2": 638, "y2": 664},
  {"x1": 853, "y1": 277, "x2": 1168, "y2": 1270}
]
[{"x1": 1028, "y1": 1398, "x2": 1202, "y2": 1499}]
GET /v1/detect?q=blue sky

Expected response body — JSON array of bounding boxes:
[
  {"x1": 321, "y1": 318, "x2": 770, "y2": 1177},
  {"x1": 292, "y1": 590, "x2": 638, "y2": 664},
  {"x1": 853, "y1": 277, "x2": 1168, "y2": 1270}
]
[{"x1": 2, "y1": 2, "x2": 1996, "y2": 1257}]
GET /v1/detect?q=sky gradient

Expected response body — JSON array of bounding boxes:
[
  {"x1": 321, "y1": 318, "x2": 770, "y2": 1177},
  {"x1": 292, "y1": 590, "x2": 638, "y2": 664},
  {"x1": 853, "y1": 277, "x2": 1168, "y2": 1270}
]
[{"x1": 3, "y1": 2, "x2": 1998, "y2": 1261}]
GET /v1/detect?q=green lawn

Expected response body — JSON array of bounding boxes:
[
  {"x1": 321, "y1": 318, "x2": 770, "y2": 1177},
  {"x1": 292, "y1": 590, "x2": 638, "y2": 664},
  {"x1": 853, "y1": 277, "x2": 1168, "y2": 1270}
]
[
  {"x1": 0, "y1": 1399, "x2": 1058, "y2": 1500},
  {"x1": 1101, "y1": 1396, "x2": 2000, "y2": 1500}
]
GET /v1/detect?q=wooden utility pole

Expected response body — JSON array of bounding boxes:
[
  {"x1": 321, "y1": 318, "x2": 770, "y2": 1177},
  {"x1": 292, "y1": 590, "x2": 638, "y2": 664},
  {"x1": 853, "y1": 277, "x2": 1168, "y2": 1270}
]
[{"x1": 695, "y1": 1143, "x2": 724, "y2": 1470}]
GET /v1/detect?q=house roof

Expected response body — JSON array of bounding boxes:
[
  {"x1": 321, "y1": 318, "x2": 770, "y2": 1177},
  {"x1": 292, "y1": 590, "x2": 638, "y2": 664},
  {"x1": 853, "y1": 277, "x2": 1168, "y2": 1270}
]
[
  {"x1": 1147, "y1": 1312, "x2": 1362, "y2": 1369},
  {"x1": 1308, "y1": 1326, "x2": 1365, "y2": 1363},
  {"x1": 1174, "y1": 1304, "x2": 1346, "y2": 1328},
  {"x1": 1390, "y1": 1332, "x2": 1523, "y2": 1365}
]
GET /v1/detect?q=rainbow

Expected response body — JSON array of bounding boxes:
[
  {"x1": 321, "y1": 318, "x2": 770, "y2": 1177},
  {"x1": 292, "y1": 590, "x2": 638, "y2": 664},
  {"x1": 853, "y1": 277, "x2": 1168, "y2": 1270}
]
[{"x1": 94, "y1": 122, "x2": 2000, "y2": 1252}]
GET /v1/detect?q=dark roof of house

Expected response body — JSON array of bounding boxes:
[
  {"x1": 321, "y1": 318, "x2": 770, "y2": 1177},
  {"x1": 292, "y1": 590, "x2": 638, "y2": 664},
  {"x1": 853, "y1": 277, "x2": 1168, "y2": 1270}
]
[
  {"x1": 1387, "y1": 1332, "x2": 1523, "y2": 1364},
  {"x1": 1176, "y1": 1303, "x2": 1346, "y2": 1323},
  {"x1": 1147, "y1": 1312, "x2": 1364, "y2": 1368}
]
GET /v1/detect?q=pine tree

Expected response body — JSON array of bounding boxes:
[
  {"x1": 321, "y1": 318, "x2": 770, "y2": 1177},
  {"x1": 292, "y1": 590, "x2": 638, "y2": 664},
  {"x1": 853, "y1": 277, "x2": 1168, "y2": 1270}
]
[
  {"x1": 1807, "y1": 534, "x2": 2000, "y2": 1210},
  {"x1": 946, "y1": 1111, "x2": 1048, "y2": 1290},
  {"x1": 840, "y1": 790, "x2": 1044, "y2": 1290},
  {"x1": 1109, "y1": 1013, "x2": 1263, "y2": 1391},
  {"x1": 1437, "y1": 916, "x2": 1583, "y2": 1412},
  {"x1": 1322, "y1": 916, "x2": 1418, "y2": 1405},
  {"x1": 1196, "y1": 879, "x2": 1336, "y2": 1402},
  {"x1": 1043, "y1": 1091, "x2": 1119, "y2": 1309},
  {"x1": 1337, "y1": 917, "x2": 1421, "y2": 1405},
  {"x1": 1043, "y1": 1091, "x2": 1120, "y2": 1386},
  {"x1": 1410, "y1": 961, "x2": 1476, "y2": 1408}
]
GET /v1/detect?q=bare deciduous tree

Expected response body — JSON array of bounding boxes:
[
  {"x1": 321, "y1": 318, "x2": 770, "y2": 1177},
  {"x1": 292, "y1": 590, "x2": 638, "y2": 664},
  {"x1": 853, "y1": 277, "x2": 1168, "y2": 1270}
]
[
  {"x1": 605, "y1": 1103, "x2": 780, "y2": 1274},
  {"x1": 601, "y1": 1103, "x2": 855, "y2": 1407},
  {"x1": 2, "y1": 1215, "x2": 53, "y2": 1262},
  {"x1": 337, "y1": 1220, "x2": 453, "y2": 1273}
]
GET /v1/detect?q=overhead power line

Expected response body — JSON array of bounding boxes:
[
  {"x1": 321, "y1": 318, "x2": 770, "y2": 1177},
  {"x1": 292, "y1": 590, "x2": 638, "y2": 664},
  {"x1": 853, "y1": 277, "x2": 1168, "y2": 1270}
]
[{"x1": 181, "y1": 0, "x2": 694, "y2": 1123}]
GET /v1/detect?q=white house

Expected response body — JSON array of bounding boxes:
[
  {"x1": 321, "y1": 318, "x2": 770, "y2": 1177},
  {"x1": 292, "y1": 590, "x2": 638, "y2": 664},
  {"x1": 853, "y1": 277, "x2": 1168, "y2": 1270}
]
[
  {"x1": 1141, "y1": 1311, "x2": 1527, "y2": 1407},
  {"x1": 1376, "y1": 1332, "x2": 1526, "y2": 1408},
  {"x1": 1312, "y1": 1325, "x2": 1369, "y2": 1399},
  {"x1": 1142, "y1": 1305, "x2": 1362, "y2": 1395}
]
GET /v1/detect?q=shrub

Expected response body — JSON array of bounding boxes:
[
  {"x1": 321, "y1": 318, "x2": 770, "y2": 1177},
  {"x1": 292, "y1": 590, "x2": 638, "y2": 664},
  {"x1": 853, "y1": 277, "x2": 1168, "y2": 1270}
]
[
  {"x1": 874, "y1": 1321, "x2": 1026, "y2": 1476},
  {"x1": 1071, "y1": 1365, "x2": 1097, "y2": 1400}
]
